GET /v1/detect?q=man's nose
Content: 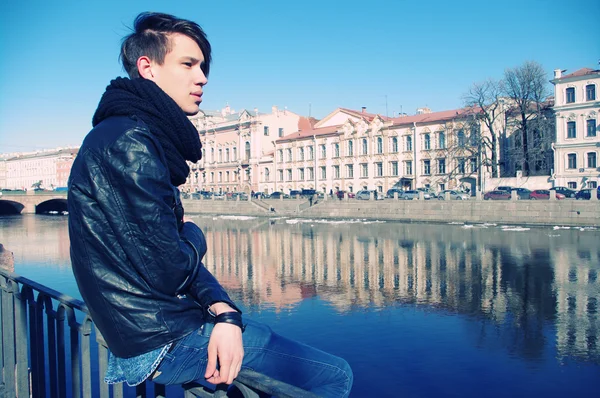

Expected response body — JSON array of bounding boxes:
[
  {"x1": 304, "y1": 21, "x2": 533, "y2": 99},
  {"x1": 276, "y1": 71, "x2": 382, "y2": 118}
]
[{"x1": 196, "y1": 69, "x2": 208, "y2": 86}]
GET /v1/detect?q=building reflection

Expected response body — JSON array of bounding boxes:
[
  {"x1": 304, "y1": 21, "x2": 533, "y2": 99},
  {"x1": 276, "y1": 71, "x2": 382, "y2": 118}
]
[{"x1": 199, "y1": 217, "x2": 599, "y2": 363}]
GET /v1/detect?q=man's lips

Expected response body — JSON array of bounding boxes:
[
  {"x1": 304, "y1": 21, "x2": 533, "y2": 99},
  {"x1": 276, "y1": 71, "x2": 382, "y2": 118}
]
[{"x1": 191, "y1": 93, "x2": 203, "y2": 101}]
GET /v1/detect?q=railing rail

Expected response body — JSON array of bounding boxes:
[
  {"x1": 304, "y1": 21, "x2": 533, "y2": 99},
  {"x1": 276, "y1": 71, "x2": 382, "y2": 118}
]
[{"x1": 0, "y1": 269, "x2": 316, "y2": 397}]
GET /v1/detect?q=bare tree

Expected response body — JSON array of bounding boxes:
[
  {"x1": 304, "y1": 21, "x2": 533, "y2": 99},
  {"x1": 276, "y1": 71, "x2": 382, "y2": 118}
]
[
  {"x1": 462, "y1": 79, "x2": 504, "y2": 178},
  {"x1": 503, "y1": 61, "x2": 551, "y2": 176}
]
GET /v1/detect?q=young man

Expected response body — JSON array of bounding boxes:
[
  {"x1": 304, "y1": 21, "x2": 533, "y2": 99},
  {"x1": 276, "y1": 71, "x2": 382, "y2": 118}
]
[{"x1": 68, "y1": 12, "x2": 352, "y2": 397}]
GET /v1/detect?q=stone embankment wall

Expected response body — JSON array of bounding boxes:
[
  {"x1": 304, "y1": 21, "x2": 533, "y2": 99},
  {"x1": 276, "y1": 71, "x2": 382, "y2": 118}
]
[{"x1": 183, "y1": 198, "x2": 600, "y2": 227}]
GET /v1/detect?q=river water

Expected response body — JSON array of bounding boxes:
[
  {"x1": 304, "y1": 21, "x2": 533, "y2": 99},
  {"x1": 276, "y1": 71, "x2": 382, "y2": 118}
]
[{"x1": 0, "y1": 214, "x2": 598, "y2": 397}]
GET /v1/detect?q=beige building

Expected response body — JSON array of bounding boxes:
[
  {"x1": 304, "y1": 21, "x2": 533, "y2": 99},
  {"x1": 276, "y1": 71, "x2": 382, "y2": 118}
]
[
  {"x1": 551, "y1": 67, "x2": 599, "y2": 189},
  {"x1": 270, "y1": 107, "x2": 493, "y2": 196},
  {"x1": 4, "y1": 147, "x2": 78, "y2": 190},
  {"x1": 188, "y1": 105, "x2": 304, "y2": 194}
]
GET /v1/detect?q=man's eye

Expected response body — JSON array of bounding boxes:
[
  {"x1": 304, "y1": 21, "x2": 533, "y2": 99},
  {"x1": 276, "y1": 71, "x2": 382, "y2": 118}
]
[{"x1": 183, "y1": 62, "x2": 192, "y2": 67}]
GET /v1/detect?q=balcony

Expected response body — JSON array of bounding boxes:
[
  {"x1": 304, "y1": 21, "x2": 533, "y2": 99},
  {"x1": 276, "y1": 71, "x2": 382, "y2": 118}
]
[{"x1": 0, "y1": 269, "x2": 316, "y2": 397}]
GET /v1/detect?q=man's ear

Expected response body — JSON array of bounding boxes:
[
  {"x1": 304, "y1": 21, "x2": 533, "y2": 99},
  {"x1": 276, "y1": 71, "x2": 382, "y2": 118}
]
[{"x1": 137, "y1": 56, "x2": 155, "y2": 80}]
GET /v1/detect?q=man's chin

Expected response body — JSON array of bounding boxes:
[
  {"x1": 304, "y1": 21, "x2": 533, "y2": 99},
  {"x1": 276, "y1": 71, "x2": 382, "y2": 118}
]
[{"x1": 184, "y1": 104, "x2": 201, "y2": 116}]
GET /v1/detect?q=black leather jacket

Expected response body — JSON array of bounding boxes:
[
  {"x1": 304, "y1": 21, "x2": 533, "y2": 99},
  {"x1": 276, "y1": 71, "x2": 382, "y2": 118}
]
[{"x1": 68, "y1": 115, "x2": 238, "y2": 358}]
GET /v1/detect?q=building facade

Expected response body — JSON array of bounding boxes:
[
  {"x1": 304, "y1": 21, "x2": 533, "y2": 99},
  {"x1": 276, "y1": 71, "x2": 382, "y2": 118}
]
[
  {"x1": 4, "y1": 147, "x2": 78, "y2": 190},
  {"x1": 268, "y1": 107, "x2": 496, "y2": 196},
  {"x1": 551, "y1": 67, "x2": 600, "y2": 189},
  {"x1": 187, "y1": 105, "x2": 303, "y2": 194}
]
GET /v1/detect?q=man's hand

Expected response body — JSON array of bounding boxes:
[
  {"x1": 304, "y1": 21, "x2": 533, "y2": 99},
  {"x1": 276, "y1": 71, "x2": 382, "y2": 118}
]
[{"x1": 205, "y1": 303, "x2": 244, "y2": 384}]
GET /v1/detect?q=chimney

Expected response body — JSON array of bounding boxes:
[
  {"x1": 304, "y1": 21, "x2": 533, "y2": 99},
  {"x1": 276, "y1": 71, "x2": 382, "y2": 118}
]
[
  {"x1": 272, "y1": 105, "x2": 278, "y2": 115},
  {"x1": 361, "y1": 107, "x2": 366, "y2": 113},
  {"x1": 553, "y1": 69, "x2": 562, "y2": 79}
]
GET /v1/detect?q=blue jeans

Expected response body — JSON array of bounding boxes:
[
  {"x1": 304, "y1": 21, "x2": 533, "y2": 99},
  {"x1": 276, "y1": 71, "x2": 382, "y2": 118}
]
[{"x1": 152, "y1": 320, "x2": 353, "y2": 397}]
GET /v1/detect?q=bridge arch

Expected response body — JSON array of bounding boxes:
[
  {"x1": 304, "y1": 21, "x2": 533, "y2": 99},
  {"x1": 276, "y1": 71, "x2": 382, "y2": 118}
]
[
  {"x1": 0, "y1": 200, "x2": 25, "y2": 215},
  {"x1": 35, "y1": 199, "x2": 68, "y2": 215}
]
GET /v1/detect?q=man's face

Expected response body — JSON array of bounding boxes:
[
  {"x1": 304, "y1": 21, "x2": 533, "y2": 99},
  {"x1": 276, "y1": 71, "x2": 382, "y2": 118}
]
[{"x1": 147, "y1": 33, "x2": 207, "y2": 115}]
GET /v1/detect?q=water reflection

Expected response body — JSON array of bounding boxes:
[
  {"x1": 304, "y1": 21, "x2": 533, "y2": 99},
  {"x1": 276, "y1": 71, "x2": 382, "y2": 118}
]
[
  {"x1": 197, "y1": 216, "x2": 600, "y2": 364},
  {"x1": 1, "y1": 214, "x2": 599, "y2": 367}
]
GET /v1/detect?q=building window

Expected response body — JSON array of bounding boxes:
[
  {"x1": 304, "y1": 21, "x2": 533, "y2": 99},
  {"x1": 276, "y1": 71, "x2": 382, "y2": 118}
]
[
  {"x1": 296, "y1": 147, "x2": 303, "y2": 161},
  {"x1": 320, "y1": 144, "x2": 326, "y2": 159},
  {"x1": 438, "y1": 158, "x2": 446, "y2": 174},
  {"x1": 278, "y1": 169, "x2": 283, "y2": 181},
  {"x1": 225, "y1": 171, "x2": 230, "y2": 182},
  {"x1": 567, "y1": 121, "x2": 576, "y2": 139},
  {"x1": 334, "y1": 143, "x2": 340, "y2": 157},
  {"x1": 218, "y1": 149, "x2": 222, "y2": 163},
  {"x1": 278, "y1": 149, "x2": 283, "y2": 162},
  {"x1": 264, "y1": 126, "x2": 270, "y2": 136},
  {"x1": 566, "y1": 87, "x2": 575, "y2": 103},
  {"x1": 265, "y1": 168, "x2": 270, "y2": 182},
  {"x1": 308, "y1": 167, "x2": 314, "y2": 180},
  {"x1": 567, "y1": 153, "x2": 577, "y2": 169},
  {"x1": 438, "y1": 132, "x2": 446, "y2": 149},
  {"x1": 470, "y1": 157, "x2": 478, "y2": 173},
  {"x1": 299, "y1": 168, "x2": 305, "y2": 180},
  {"x1": 377, "y1": 137, "x2": 383, "y2": 154},
  {"x1": 348, "y1": 141, "x2": 354, "y2": 156},
  {"x1": 210, "y1": 148, "x2": 215, "y2": 162},
  {"x1": 233, "y1": 147, "x2": 237, "y2": 160},
  {"x1": 586, "y1": 84, "x2": 596, "y2": 101},
  {"x1": 391, "y1": 161, "x2": 398, "y2": 176},
  {"x1": 567, "y1": 181, "x2": 577, "y2": 189},
  {"x1": 589, "y1": 181, "x2": 598, "y2": 188},
  {"x1": 218, "y1": 172, "x2": 222, "y2": 182},
  {"x1": 287, "y1": 169, "x2": 292, "y2": 181},
  {"x1": 458, "y1": 158, "x2": 466, "y2": 174},
  {"x1": 320, "y1": 166, "x2": 326, "y2": 179},
  {"x1": 225, "y1": 148, "x2": 229, "y2": 162},
  {"x1": 424, "y1": 134, "x2": 430, "y2": 150},
  {"x1": 278, "y1": 127, "x2": 284, "y2": 137},
  {"x1": 392, "y1": 137, "x2": 398, "y2": 152},
  {"x1": 308, "y1": 146, "x2": 314, "y2": 160},
  {"x1": 587, "y1": 119, "x2": 597, "y2": 137},
  {"x1": 406, "y1": 136, "x2": 412, "y2": 151},
  {"x1": 423, "y1": 160, "x2": 431, "y2": 175},
  {"x1": 405, "y1": 161, "x2": 412, "y2": 175},
  {"x1": 210, "y1": 172, "x2": 214, "y2": 183},
  {"x1": 346, "y1": 164, "x2": 354, "y2": 178},
  {"x1": 333, "y1": 165, "x2": 340, "y2": 179},
  {"x1": 376, "y1": 162, "x2": 383, "y2": 177},
  {"x1": 287, "y1": 148, "x2": 292, "y2": 162},
  {"x1": 457, "y1": 130, "x2": 465, "y2": 147},
  {"x1": 588, "y1": 152, "x2": 597, "y2": 168},
  {"x1": 245, "y1": 142, "x2": 251, "y2": 160},
  {"x1": 361, "y1": 163, "x2": 368, "y2": 177},
  {"x1": 362, "y1": 139, "x2": 368, "y2": 155}
]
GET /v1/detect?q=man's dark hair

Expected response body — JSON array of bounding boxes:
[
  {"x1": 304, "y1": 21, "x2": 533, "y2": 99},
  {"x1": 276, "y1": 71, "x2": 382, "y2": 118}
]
[{"x1": 120, "y1": 12, "x2": 212, "y2": 79}]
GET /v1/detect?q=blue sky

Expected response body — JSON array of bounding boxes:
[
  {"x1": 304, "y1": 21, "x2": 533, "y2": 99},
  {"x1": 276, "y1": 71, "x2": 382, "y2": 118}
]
[{"x1": 0, "y1": 0, "x2": 598, "y2": 152}]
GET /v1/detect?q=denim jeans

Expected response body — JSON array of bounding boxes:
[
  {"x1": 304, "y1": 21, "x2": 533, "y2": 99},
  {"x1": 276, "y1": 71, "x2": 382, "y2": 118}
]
[{"x1": 152, "y1": 320, "x2": 353, "y2": 397}]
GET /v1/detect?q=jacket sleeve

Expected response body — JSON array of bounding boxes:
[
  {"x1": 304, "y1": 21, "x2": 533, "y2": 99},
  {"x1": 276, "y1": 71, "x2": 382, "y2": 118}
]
[{"x1": 98, "y1": 127, "x2": 238, "y2": 310}]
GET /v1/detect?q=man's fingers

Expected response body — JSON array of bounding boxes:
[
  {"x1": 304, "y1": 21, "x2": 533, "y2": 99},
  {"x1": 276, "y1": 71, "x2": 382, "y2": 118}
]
[
  {"x1": 219, "y1": 358, "x2": 231, "y2": 384},
  {"x1": 205, "y1": 345, "x2": 218, "y2": 379}
]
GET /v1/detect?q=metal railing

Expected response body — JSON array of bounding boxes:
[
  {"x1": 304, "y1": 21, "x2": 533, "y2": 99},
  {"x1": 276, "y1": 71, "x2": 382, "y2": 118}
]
[{"x1": 0, "y1": 269, "x2": 316, "y2": 398}]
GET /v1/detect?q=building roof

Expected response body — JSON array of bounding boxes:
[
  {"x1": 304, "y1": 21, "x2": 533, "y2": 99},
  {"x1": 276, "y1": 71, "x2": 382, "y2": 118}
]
[
  {"x1": 337, "y1": 108, "x2": 393, "y2": 122},
  {"x1": 276, "y1": 125, "x2": 341, "y2": 143},
  {"x1": 560, "y1": 67, "x2": 600, "y2": 79},
  {"x1": 390, "y1": 108, "x2": 476, "y2": 127}
]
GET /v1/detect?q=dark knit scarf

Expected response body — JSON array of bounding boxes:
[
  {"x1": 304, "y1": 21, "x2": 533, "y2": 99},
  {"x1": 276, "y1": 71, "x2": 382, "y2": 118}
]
[{"x1": 92, "y1": 77, "x2": 202, "y2": 186}]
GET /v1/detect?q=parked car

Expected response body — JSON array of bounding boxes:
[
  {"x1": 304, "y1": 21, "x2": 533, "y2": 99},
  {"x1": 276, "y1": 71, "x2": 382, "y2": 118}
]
[
  {"x1": 496, "y1": 186, "x2": 514, "y2": 192},
  {"x1": 355, "y1": 190, "x2": 383, "y2": 200},
  {"x1": 511, "y1": 187, "x2": 532, "y2": 200},
  {"x1": 400, "y1": 190, "x2": 431, "y2": 200},
  {"x1": 529, "y1": 189, "x2": 565, "y2": 200},
  {"x1": 252, "y1": 192, "x2": 267, "y2": 199},
  {"x1": 484, "y1": 190, "x2": 511, "y2": 200},
  {"x1": 336, "y1": 190, "x2": 355, "y2": 199},
  {"x1": 437, "y1": 190, "x2": 470, "y2": 200},
  {"x1": 300, "y1": 189, "x2": 318, "y2": 198},
  {"x1": 231, "y1": 192, "x2": 248, "y2": 200},
  {"x1": 213, "y1": 192, "x2": 226, "y2": 200},
  {"x1": 289, "y1": 190, "x2": 301, "y2": 198},
  {"x1": 417, "y1": 187, "x2": 438, "y2": 199},
  {"x1": 268, "y1": 191, "x2": 289, "y2": 199},
  {"x1": 549, "y1": 186, "x2": 577, "y2": 198},
  {"x1": 386, "y1": 188, "x2": 404, "y2": 199},
  {"x1": 575, "y1": 188, "x2": 600, "y2": 200}
]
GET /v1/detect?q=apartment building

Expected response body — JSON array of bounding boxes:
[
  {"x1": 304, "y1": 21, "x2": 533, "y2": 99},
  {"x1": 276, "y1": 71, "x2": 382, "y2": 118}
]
[
  {"x1": 269, "y1": 106, "x2": 492, "y2": 196},
  {"x1": 188, "y1": 105, "x2": 302, "y2": 193},
  {"x1": 551, "y1": 67, "x2": 600, "y2": 189},
  {"x1": 4, "y1": 147, "x2": 78, "y2": 190}
]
